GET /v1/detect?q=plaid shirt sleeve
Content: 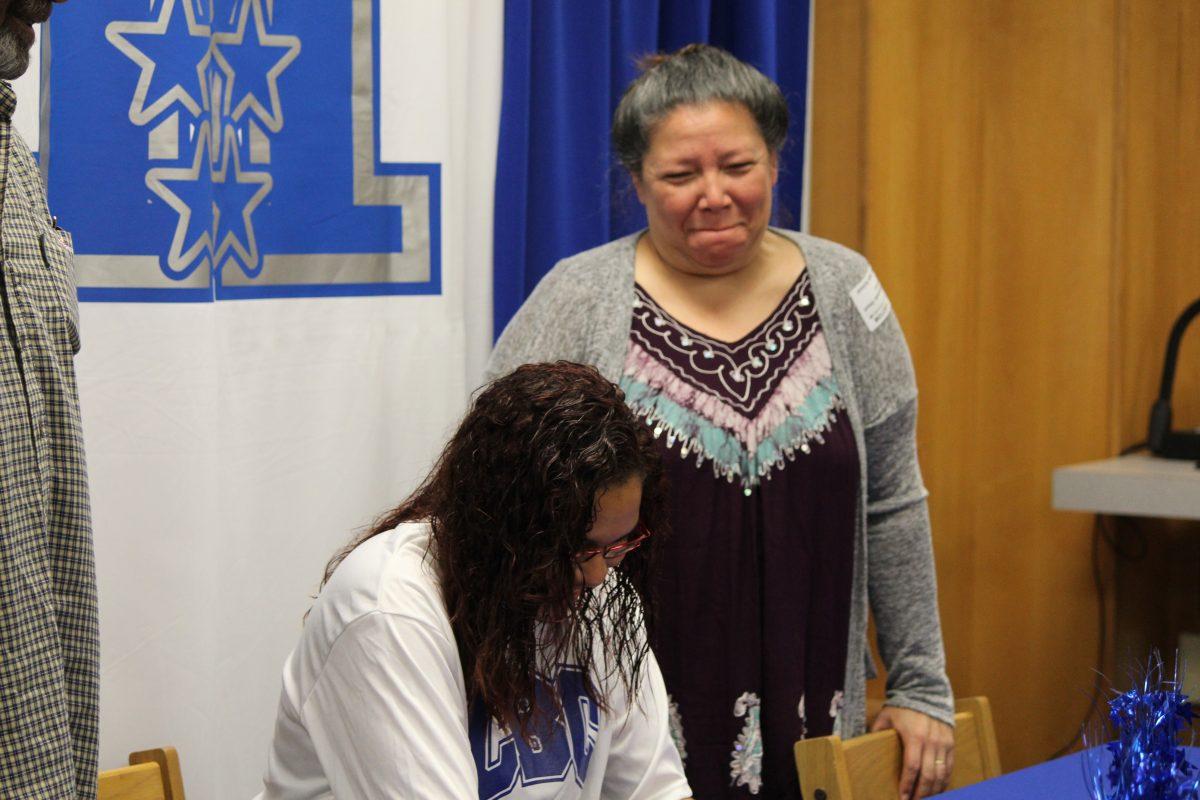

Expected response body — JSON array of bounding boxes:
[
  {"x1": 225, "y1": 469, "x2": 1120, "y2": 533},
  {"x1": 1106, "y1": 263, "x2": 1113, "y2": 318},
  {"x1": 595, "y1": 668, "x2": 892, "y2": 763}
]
[{"x1": 0, "y1": 80, "x2": 99, "y2": 800}]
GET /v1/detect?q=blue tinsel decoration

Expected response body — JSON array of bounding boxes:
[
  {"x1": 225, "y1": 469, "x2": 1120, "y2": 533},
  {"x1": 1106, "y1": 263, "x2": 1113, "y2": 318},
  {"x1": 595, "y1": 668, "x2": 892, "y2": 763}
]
[{"x1": 1085, "y1": 652, "x2": 1200, "y2": 800}]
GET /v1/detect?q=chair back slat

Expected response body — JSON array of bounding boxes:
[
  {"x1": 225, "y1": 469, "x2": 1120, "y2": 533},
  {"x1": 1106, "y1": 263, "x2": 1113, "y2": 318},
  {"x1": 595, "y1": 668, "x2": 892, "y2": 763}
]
[
  {"x1": 99, "y1": 747, "x2": 186, "y2": 800},
  {"x1": 842, "y1": 729, "x2": 904, "y2": 797},
  {"x1": 98, "y1": 762, "x2": 167, "y2": 800},
  {"x1": 795, "y1": 734, "x2": 855, "y2": 800},
  {"x1": 956, "y1": 696, "x2": 1002, "y2": 778},
  {"x1": 795, "y1": 696, "x2": 1002, "y2": 800}
]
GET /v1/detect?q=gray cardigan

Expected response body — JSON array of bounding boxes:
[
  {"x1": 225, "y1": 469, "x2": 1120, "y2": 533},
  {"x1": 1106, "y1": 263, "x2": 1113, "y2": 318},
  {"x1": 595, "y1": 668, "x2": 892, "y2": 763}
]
[{"x1": 486, "y1": 229, "x2": 953, "y2": 736}]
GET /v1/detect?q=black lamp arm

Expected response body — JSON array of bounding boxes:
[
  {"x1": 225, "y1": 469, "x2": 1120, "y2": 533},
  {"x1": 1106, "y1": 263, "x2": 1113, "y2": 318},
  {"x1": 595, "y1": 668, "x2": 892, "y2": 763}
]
[
  {"x1": 1148, "y1": 296, "x2": 1200, "y2": 455},
  {"x1": 1157, "y1": 297, "x2": 1200, "y2": 402}
]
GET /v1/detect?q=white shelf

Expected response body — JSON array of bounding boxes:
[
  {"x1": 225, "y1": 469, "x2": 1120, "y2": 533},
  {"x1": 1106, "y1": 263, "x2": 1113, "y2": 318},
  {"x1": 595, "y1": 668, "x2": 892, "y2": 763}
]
[{"x1": 1052, "y1": 454, "x2": 1200, "y2": 521}]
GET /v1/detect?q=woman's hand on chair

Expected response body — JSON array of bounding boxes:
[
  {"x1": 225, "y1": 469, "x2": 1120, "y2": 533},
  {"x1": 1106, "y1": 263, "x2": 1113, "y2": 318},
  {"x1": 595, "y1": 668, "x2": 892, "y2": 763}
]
[{"x1": 870, "y1": 705, "x2": 955, "y2": 799}]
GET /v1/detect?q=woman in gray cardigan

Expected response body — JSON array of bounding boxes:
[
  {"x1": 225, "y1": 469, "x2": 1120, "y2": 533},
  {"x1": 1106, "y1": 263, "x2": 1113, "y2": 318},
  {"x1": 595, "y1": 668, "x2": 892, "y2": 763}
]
[{"x1": 487, "y1": 44, "x2": 953, "y2": 800}]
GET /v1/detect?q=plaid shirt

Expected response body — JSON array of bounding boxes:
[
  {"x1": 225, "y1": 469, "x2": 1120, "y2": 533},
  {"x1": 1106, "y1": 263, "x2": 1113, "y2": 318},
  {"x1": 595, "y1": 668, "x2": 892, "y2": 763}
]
[{"x1": 0, "y1": 81, "x2": 98, "y2": 799}]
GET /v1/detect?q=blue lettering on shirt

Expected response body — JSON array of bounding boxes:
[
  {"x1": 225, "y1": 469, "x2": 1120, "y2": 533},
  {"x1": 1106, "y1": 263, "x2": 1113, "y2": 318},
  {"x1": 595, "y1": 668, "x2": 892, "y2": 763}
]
[{"x1": 471, "y1": 665, "x2": 600, "y2": 799}]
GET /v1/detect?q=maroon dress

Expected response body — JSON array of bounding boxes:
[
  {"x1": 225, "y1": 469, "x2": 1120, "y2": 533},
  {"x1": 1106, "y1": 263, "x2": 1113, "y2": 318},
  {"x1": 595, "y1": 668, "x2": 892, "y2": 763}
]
[{"x1": 620, "y1": 271, "x2": 859, "y2": 799}]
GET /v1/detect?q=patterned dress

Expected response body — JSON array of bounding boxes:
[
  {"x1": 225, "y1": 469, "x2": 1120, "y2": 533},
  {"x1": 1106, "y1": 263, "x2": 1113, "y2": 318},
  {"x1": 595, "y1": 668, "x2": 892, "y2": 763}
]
[{"x1": 620, "y1": 271, "x2": 858, "y2": 799}]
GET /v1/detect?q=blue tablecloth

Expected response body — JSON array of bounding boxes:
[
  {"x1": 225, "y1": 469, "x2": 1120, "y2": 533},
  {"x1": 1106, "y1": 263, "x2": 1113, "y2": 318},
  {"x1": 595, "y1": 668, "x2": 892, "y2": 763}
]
[{"x1": 940, "y1": 747, "x2": 1200, "y2": 799}]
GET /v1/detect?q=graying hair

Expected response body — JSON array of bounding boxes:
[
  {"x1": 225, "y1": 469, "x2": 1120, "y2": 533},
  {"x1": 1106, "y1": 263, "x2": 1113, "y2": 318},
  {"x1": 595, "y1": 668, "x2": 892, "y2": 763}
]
[{"x1": 611, "y1": 44, "x2": 789, "y2": 177}]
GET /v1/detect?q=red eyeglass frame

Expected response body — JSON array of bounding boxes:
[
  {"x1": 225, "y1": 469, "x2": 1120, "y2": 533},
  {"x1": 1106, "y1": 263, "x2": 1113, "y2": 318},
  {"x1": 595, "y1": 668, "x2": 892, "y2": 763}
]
[{"x1": 573, "y1": 522, "x2": 652, "y2": 564}]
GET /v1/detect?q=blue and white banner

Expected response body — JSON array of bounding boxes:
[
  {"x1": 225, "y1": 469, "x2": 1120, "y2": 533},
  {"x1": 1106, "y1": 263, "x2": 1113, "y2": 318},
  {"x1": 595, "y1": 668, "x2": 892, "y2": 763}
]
[
  {"x1": 29, "y1": 2, "x2": 501, "y2": 796},
  {"x1": 49, "y1": 0, "x2": 440, "y2": 301}
]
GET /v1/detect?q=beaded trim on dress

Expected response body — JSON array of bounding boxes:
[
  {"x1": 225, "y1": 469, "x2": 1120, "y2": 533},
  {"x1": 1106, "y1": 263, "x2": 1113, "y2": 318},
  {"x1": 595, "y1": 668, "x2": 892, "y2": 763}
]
[{"x1": 620, "y1": 272, "x2": 845, "y2": 493}]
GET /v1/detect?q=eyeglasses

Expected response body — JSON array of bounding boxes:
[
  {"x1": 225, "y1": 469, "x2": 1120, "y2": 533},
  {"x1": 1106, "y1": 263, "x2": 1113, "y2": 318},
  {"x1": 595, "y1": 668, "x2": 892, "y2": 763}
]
[{"x1": 573, "y1": 522, "x2": 652, "y2": 564}]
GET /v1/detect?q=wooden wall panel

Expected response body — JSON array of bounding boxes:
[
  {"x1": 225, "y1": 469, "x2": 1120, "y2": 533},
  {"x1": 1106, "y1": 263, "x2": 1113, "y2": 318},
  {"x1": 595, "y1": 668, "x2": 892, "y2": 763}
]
[
  {"x1": 969, "y1": 0, "x2": 1116, "y2": 768},
  {"x1": 1118, "y1": 0, "x2": 1200, "y2": 447},
  {"x1": 810, "y1": 0, "x2": 867, "y2": 249},
  {"x1": 811, "y1": 0, "x2": 1164, "y2": 772},
  {"x1": 1110, "y1": 0, "x2": 1200, "y2": 712},
  {"x1": 858, "y1": 0, "x2": 986, "y2": 706}
]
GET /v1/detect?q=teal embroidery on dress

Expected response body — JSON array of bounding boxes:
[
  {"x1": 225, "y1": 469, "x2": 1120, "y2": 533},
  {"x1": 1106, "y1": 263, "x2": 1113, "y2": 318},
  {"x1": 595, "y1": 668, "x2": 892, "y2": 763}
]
[
  {"x1": 731, "y1": 691, "x2": 763, "y2": 794},
  {"x1": 620, "y1": 374, "x2": 844, "y2": 492}
]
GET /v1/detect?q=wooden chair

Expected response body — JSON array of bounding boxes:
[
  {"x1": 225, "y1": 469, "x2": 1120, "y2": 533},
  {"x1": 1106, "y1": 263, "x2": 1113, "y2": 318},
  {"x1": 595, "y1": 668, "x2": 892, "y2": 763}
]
[
  {"x1": 98, "y1": 747, "x2": 186, "y2": 800},
  {"x1": 795, "y1": 696, "x2": 1001, "y2": 800}
]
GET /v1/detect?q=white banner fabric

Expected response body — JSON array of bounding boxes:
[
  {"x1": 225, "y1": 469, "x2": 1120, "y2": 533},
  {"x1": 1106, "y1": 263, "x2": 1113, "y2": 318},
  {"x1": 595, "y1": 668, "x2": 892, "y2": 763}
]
[{"x1": 24, "y1": 2, "x2": 504, "y2": 796}]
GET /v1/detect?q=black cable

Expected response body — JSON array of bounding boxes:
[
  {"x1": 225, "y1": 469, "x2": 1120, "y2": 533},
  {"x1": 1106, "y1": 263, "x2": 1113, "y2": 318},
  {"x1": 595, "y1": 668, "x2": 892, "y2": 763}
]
[
  {"x1": 1103, "y1": 443, "x2": 1150, "y2": 561},
  {"x1": 1100, "y1": 513, "x2": 1148, "y2": 562},
  {"x1": 1043, "y1": 444, "x2": 1154, "y2": 759},
  {"x1": 1049, "y1": 519, "x2": 1110, "y2": 759}
]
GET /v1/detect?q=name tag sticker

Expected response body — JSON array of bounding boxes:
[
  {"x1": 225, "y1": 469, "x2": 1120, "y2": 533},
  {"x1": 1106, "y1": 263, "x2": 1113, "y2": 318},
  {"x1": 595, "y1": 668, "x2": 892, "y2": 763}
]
[{"x1": 849, "y1": 270, "x2": 892, "y2": 332}]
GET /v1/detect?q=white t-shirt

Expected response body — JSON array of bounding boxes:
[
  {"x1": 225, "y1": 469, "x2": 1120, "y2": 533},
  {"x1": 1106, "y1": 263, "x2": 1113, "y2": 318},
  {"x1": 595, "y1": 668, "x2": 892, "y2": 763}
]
[{"x1": 255, "y1": 522, "x2": 691, "y2": 800}]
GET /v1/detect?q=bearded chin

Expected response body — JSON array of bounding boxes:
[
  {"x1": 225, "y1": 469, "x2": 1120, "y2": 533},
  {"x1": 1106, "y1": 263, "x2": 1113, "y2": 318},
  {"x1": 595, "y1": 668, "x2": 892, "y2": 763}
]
[{"x1": 0, "y1": 32, "x2": 32, "y2": 81}]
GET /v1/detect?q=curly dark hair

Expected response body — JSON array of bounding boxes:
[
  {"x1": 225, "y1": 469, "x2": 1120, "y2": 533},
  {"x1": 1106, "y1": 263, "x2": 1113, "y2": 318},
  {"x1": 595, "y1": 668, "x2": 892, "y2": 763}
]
[{"x1": 321, "y1": 362, "x2": 666, "y2": 739}]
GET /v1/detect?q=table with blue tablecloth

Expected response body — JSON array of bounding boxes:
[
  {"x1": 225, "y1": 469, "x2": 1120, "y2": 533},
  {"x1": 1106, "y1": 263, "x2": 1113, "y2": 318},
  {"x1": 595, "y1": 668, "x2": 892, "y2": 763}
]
[{"x1": 941, "y1": 747, "x2": 1200, "y2": 798}]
